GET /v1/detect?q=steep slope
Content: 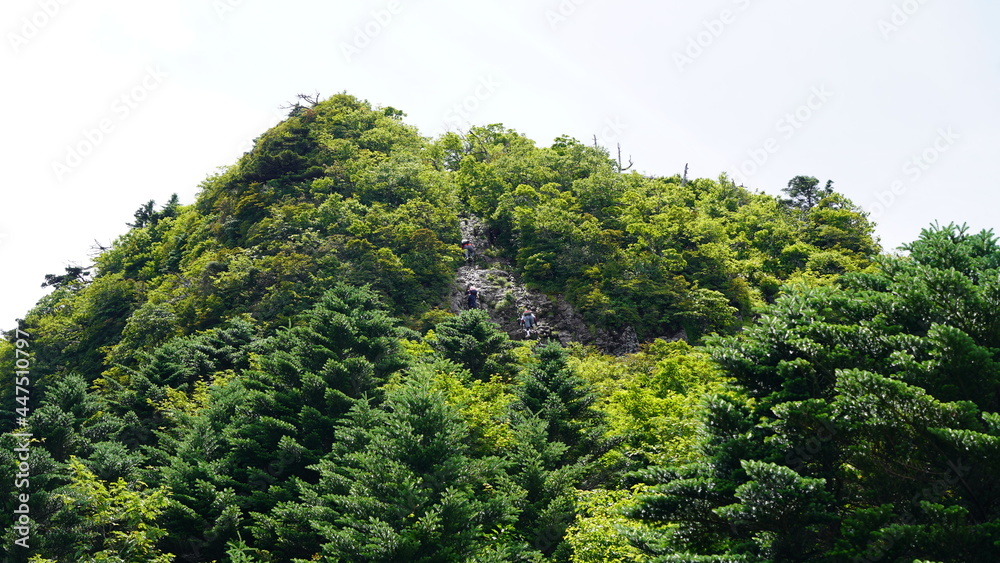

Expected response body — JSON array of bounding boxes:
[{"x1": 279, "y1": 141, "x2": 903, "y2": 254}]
[
  {"x1": 0, "y1": 93, "x2": 887, "y2": 562},
  {"x1": 450, "y1": 214, "x2": 596, "y2": 348}
]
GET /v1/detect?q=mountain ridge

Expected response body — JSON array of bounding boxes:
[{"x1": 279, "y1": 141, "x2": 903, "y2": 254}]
[{"x1": 11, "y1": 92, "x2": 976, "y2": 563}]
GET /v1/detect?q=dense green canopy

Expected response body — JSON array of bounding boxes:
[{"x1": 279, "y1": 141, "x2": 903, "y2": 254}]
[{"x1": 3, "y1": 94, "x2": 994, "y2": 562}]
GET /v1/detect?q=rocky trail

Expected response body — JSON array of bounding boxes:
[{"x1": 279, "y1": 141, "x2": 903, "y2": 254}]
[{"x1": 449, "y1": 215, "x2": 639, "y2": 354}]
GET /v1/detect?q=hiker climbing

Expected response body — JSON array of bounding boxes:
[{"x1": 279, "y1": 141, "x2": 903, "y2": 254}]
[
  {"x1": 519, "y1": 308, "x2": 536, "y2": 337},
  {"x1": 466, "y1": 285, "x2": 479, "y2": 309},
  {"x1": 461, "y1": 239, "x2": 475, "y2": 262}
]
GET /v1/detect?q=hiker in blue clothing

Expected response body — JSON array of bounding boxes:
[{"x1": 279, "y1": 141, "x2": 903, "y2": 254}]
[
  {"x1": 466, "y1": 285, "x2": 478, "y2": 309},
  {"x1": 519, "y1": 308, "x2": 536, "y2": 337}
]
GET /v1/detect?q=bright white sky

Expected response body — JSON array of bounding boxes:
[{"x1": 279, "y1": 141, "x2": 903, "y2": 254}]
[{"x1": 2, "y1": 0, "x2": 998, "y2": 330}]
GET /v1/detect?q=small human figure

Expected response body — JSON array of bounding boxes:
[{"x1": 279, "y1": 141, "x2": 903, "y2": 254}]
[
  {"x1": 461, "y1": 239, "x2": 475, "y2": 262},
  {"x1": 466, "y1": 285, "x2": 478, "y2": 309},
  {"x1": 519, "y1": 308, "x2": 536, "y2": 337}
]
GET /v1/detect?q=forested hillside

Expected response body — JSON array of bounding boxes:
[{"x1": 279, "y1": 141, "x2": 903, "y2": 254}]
[{"x1": 2, "y1": 93, "x2": 997, "y2": 562}]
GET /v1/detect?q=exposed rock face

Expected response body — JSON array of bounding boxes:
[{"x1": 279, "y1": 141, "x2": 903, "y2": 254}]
[
  {"x1": 594, "y1": 325, "x2": 640, "y2": 356},
  {"x1": 452, "y1": 263, "x2": 591, "y2": 346},
  {"x1": 451, "y1": 215, "x2": 640, "y2": 354}
]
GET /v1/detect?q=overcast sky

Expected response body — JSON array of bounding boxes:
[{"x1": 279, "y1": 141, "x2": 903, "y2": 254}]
[{"x1": 2, "y1": 0, "x2": 998, "y2": 330}]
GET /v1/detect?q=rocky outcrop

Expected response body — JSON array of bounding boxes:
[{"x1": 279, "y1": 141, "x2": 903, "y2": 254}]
[
  {"x1": 452, "y1": 263, "x2": 591, "y2": 346},
  {"x1": 593, "y1": 325, "x2": 640, "y2": 356},
  {"x1": 451, "y1": 215, "x2": 641, "y2": 354}
]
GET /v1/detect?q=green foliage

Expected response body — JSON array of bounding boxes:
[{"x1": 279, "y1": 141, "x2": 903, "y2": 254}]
[
  {"x1": 279, "y1": 374, "x2": 529, "y2": 562},
  {"x1": 902, "y1": 221, "x2": 1000, "y2": 278},
  {"x1": 0, "y1": 432, "x2": 62, "y2": 555},
  {"x1": 563, "y1": 486, "x2": 650, "y2": 563},
  {"x1": 2, "y1": 91, "x2": 896, "y2": 561},
  {"x1": 430, "y1": 309, "x2": 518, "y2": 381},
  {"x1": 781, "y1": 175, "x2": 833, "y2": 211},
  {"x1": 29, "y1": 374, "x2": 136, "y2": 479},
  {"x1": 515, "y1": 342, "x2": 604, "y2": 462},
  {"x1": 24, "y1": 273, "x2": 140, "y2": 380},
  {"x1": 575, "y1": 340, "x2": 729, "y2": 470},
  {"x1": 409, "y1": 360, "x2": 519, "y2": 456},
  {"x1": 453, "y1": 136, "x2": 877, "y2": 338},
  {"x1": 34, "y1": 457, "x2": 173, "y2": 563},
  {"x1": 40, "y1": 264, "x2": 91, "y2": 289},
  {"x1": 151, "y1": 282, "x2": 406, "y2": 561},
  {"x1": 629, "y1": 222, "x2": 1000, "y2": 562}
]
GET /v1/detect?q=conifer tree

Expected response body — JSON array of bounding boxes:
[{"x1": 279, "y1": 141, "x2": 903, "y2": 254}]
[
  {"x1": 287, "y1": 374, "x2": 530, "y2": 562},
  {"x1": 630, "y1": 223, "x2": 1000, "y2": 562},
  {"x1": 430, "y1": 309, "x2": 518, "y2": 381},
  {"x1": 515, "y1": 342, "x2": 602, "y2": 460},
  {"x1": 151, "y1": 282, "x2": 407, "y2": 560},
  {"x1": 509, "y1": 342, "x2": 607, "y2": 560}
]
